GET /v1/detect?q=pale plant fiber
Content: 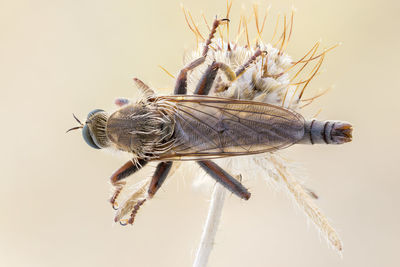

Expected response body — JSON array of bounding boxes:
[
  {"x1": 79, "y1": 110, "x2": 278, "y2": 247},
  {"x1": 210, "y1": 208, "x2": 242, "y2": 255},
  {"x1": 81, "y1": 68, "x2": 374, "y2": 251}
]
[{"x1": 193, "y1": 184, "x2": 226, "y2": 267}]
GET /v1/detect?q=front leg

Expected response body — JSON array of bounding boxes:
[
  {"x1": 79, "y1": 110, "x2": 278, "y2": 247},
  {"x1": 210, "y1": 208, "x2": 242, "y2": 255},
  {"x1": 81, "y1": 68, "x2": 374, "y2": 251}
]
[
  {"x1": 115, "y1": 161, "x2": 173, "y2": 225},
  {"x1": 109, "y1": 159, "x2": 148, "y2": 209}
]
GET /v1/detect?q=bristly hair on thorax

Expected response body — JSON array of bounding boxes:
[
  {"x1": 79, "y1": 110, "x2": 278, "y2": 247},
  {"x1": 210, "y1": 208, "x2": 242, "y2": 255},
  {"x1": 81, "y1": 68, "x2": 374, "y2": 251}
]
[{"x1": 106, "y1": 97, "x2": 176, "y2": 162}]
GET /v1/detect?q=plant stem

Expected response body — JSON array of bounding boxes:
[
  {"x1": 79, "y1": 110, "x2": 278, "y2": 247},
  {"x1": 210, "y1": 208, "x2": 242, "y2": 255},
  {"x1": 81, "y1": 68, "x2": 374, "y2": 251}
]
[{"x1": 193, "y1": 184, "x2": 226, "y2": 267}]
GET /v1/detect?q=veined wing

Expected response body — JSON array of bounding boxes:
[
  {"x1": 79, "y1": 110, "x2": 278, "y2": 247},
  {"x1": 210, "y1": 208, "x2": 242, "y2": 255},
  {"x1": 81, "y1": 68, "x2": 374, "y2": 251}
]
[{"x1": 157, "y1": 95, "x2": 305, "y2": 160}]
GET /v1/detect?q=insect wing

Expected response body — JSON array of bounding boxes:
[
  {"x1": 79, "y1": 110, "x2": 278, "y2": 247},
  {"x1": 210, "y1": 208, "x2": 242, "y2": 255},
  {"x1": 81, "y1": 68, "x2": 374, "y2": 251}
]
[{"x1": 159, "y1": 96, "x2": 305, "y2": 160}]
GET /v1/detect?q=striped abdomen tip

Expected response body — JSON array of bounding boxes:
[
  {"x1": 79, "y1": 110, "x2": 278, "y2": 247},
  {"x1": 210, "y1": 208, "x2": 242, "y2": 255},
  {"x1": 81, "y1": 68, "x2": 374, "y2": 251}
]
[
  {"x1": 330, "y1": 121, "x2": 353, "y2": 144},
  {"x1": 299, "y1": 120, "x2": 353, "y2": 145}
]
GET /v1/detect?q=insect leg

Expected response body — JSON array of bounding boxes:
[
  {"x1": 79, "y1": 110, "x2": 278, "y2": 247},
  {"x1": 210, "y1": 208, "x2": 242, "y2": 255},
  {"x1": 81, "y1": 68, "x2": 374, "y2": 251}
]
[
  {"x1": 194, "y1": 61, "x2": 236, "y2": 95},
  {"x1": 202, "y1": 18, "x2": 229, "y2": 59},
  {"x1": 125, "y1": 199, "x2": 147, "y2": 225},
  {"x1": 198, "y1": 160, "x2": 251, "y2": 200},
  {"x1": 114, "y1": 178, "x2": 150, "y2": 225},
  {"x1": 148, "y1": 161, "x2": 173, "y2": 198},
  {"x1": 235, "y1": 49, "x2": 263, "y2": 78},
  {"x1": 194, "y1": 61, "x2": 219, "y2": 95},
  {"x1": 195, "y1": 50, "x2": 262, "y2": 95},
  {"x1": 193, "y1": 57, "x2": 251, "y2": 199},
  {"x1": 118, "y1": 161, "x2": 173, "y2": 225},
  {"x1": 174, "y1": 18, "x2": 227, "y2": 95},
  {"x1": 109, "y1": 159, "x2": 148, "y2": 209},
  {"x1": 174, "y1": 57, "x2": 206, "y2": 94}
]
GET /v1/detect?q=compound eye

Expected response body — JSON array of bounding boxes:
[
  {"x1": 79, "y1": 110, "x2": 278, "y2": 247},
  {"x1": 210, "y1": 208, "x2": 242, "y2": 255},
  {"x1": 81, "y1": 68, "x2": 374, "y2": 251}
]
[
  {"x1": 87, "y1": 109, "x2": 105, "y2": 120},
  {"x1": 82, "y1": 124, "x2": 101, "y2": 149}
]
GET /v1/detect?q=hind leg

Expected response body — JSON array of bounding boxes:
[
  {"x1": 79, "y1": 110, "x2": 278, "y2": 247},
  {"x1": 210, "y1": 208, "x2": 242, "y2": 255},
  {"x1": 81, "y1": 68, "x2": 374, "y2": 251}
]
[{"x1": 192, "y1": 53, "x2": 253, "y2": 201}]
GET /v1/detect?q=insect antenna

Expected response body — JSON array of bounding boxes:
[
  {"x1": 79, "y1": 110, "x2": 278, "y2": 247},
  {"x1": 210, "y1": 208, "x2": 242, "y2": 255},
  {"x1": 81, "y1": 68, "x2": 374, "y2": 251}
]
[{"x1": 66, "y1": 113, "x2": 84, "y2": 133}]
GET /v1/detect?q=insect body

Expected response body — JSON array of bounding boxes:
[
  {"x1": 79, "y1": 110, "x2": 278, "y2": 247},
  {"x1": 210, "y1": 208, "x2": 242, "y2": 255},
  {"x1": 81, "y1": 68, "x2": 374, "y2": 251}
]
[
  {"x1": 90, "y1": 95, "x2": 351, "y2": 161},
  {"x1": 69, "y1": 18, "x2": 352, "y2": 225}
]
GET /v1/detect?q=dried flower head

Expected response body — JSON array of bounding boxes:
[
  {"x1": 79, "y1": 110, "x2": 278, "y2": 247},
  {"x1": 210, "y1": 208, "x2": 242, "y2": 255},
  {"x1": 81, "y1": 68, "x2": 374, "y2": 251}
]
[{"x1": 178, "y1": 2, "x2": 344, "y2": 254}]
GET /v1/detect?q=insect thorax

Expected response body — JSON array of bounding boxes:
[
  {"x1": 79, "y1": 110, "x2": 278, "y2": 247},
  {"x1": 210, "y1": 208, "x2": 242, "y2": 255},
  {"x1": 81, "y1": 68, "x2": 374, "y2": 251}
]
[{"x1": 106, "y1": 103, "x2": 175, "y2": 159}]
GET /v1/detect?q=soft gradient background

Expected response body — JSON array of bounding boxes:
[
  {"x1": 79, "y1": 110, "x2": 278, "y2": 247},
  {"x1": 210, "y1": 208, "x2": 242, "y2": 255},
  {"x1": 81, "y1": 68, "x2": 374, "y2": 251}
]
[{"x1": 1, "y1": 0, "x2": 399, "y2": 266}]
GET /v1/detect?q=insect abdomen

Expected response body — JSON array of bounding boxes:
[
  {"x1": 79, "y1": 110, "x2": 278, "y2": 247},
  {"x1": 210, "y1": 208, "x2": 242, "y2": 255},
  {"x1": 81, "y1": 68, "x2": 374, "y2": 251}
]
[{"x1": 298, "y1": 120, "x2": 353, "y2": 145}]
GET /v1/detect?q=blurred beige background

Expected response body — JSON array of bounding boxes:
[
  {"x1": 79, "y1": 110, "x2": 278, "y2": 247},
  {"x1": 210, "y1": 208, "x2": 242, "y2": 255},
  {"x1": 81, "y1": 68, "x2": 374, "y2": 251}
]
[{"x1": 1, "y1": 0, "x2": 399, "y2": 266}]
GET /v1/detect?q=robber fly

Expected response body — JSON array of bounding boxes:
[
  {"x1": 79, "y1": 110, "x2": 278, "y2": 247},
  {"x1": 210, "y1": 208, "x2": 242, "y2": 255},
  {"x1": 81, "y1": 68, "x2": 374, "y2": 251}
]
[{"x1": 68, "y1": 18, "x2": 352, "y2": 225}]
